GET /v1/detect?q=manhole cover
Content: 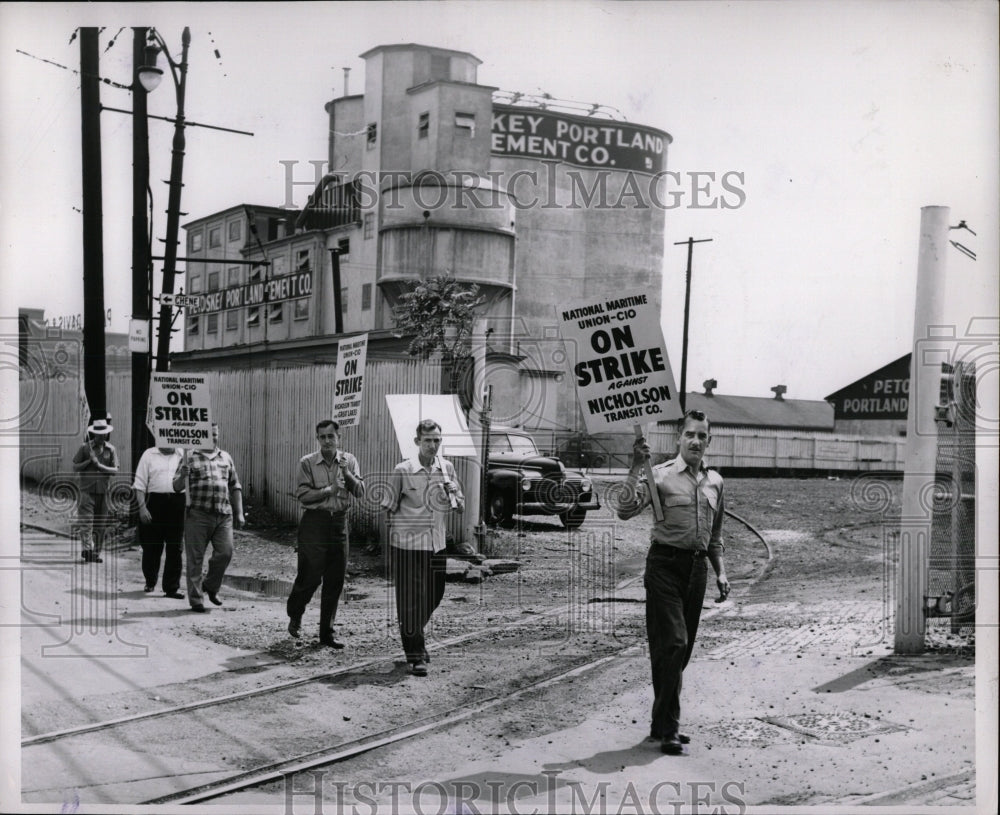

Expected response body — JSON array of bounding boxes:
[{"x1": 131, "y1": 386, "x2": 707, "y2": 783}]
[
  {"x1": 762, "y1": 711, "x2": 907, "y2": 742},
  {"x1": 705, "y1": 718, "x2": 793, "y2": 746}
]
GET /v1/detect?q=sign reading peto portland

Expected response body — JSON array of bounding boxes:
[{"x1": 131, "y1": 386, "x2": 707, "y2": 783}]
[
  {"x1": 148, "y1": 373, "x2": 213, "y2": 449},
  {"x1": 558, "y1": 293, "x2": 682, "y2": 434}
]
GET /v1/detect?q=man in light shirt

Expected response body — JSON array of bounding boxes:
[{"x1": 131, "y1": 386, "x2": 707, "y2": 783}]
[
  {"x1": 133, "y1": 444, "x2": 186, "y2": 598},
  {"x1": 382, "y1": 419, "x2": 464, "y2": 676},
  {"x1": 615, "y1": 409, "x2": 730, "y2": 756},
  {"x1": 286, "y1": 420, "x2": 365, "y2": 647}
]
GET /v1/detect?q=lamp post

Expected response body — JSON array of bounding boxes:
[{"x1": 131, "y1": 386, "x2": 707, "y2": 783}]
[{"x1": 138, "y1": 26, "x2": 190, "y2": 373}]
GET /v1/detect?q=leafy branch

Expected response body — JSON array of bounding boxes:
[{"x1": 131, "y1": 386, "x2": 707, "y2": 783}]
[{"x1": 393, "y1": 275, "x2": 486, "y2": 360}]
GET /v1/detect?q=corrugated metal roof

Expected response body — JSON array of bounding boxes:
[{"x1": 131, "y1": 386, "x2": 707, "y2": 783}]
[{"x1": 678, "y1": 391, "x2": 834, "y2": 430}]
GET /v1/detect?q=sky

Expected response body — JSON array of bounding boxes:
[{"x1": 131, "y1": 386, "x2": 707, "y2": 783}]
[{"x1": 1, "y1": 0, "x2": 997, "y2": 401}]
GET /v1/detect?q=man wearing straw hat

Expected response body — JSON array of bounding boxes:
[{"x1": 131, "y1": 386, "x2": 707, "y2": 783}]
[{"x1": 71, "y1": 417, "x2": 119, "y2": 563}]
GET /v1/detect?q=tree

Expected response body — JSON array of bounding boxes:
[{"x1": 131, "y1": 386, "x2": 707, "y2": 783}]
[
  {"x1": 393, "y1": 275, "x2": 485, "y2": 403},
  {"x1": 393, "y1": 275, "x2": 485, "y2": 361}
]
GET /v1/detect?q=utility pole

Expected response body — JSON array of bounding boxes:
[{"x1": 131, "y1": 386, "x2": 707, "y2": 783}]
[
  {"x1": 131, "y1": 27, "x2": 153, "y2": 471},
  {"x1": 153, "y1": 27, "x2": 190, "y2": 372},
  {"x1": 895, "y1": 206, "x2": 949, "y2": 654},
  {"x1": 673, "y1": 237, "x2": 712, "y2": 413},
  {"x1": 80, "y1": 28, "x2": 107, "y2": 421}
]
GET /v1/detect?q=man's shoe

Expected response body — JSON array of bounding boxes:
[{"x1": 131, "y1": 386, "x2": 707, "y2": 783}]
[
  {"x1": 164, "y1": 591, "x2": 185, "y2": 599},
  {"x1": 144, "y1": 584, "x2": 155, "y2": 592},
  {"x1": 650, "y1": 729, "x2": 690, "y2": 744},
  {"x1": 203, "y1": 583, "x2": 222, "y2": 605},
  {"x1": 410, "y1": 660, "x2": 428, "y2": 677},
  {"x1": 288, "y1": 617, "x2": 302, "y2": 639},
  {"x1": 660, "y1": 735, "x2": 684, "y2": 755},
  {"x1": 91, "y1": 554, "x2": 103, "y2": 563},
  {"x1": 190, "y1": 604, "x2": 207, "y2": 613},
  {"x1": 319, "y1": 632, "x2": 345, "y2": 649}
]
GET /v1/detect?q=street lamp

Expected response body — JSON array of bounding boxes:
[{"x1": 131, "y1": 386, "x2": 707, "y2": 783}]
[{"x1": 142, "y1": 26, "x2": 190, "y2": 373}]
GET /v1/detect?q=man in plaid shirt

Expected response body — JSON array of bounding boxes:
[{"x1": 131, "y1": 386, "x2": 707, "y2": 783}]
[{"x1": 173, "y1": 424, "x2": 245, "y2": 613}]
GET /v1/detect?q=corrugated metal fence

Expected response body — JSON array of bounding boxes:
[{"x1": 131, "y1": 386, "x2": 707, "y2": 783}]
[{"x1": 644, "y1": 426, "x2": 905, "y2": 471}]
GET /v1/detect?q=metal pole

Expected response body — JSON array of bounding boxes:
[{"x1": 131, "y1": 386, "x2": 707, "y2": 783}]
[
  {"x1": 131, "y1": 27, "x2": 153, "y2": 471},
  {"x1": 895, "y1": 205, "x2": 949, "y2": 654},
  {"x1": 80, "y1": 28, "x2": 107, "y2": 420},
  {"x1": 674, "y1": 237, "x2": 712, "y2": 413},
  {"x1": 153, "y1": 27, "x2": 190, "y2": 372}
]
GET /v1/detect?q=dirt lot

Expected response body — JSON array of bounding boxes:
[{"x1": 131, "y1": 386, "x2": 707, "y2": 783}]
[{"x1": 19, "y1": 473, "x2": 974, "y2": 804}]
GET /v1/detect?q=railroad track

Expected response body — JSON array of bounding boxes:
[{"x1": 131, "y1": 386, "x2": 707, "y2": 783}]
[{"x1": 21, "y1": 514, "x2": 773, "y2": 805}]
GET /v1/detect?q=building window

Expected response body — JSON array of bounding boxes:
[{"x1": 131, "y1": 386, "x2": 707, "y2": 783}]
[
  {"x1": 207, "y1": 313, "x2": 219, "y2": 334},
  {"x1": 247, "y1": 307, "x2": 261, "y2": 327},
  {"x1": 227, "y1": 266, "x2": 241, "y2": 287},
  {"x1": 272, "y1": 256, "x2": 288, "y2": 276},
  {"x1": 225, "y1": 310, "x2": 239, "y2": 331},
  {"x1": 366, "y1": 122, "x2": 377, "y2": 148},
  {"x1": 363, "y1": 213, "x2": 374, "y2": 239},
  {"x1": 228, "y1": 220, "x2": 242, "y2": 242},
  {"x1": 361, "y1": 282, "x2": 372, "y2": 311},
  {"x1": 418, "y1": 112, "x2": 429, "y2": 138},
  {"x1": 209, "y1": 227, "x2": 221, "y2": 248},
  {"x1": 337, "y1": 238, "x2": 350, "y2": 260},
  {"x1": 189, "y1": 230, "x2": 203, "y2": 252},
  {"x1": 187, "y1": 316, "x2": 200, "y2": 335},
  {"x1": 207, "y1": 270, "x2": 220, "y2": 291},
  {"x1": 294, "y1": 299, "x2": 310, "y2": 321},
  {"x1": 455, "y1": 112, "x2": 476, "y2": 136},
  {"x1": 268, "y1": 303, "x2": 284, "y2": 324},
  {"x1": 189, "y1": 275, "x2": 202, "y2": 293},
  {"x1": 339, "y1": 288, "x2": 348, "y2": 313},
  {"x1": 249, "y1": 264, "x2": 265, "y2": 283},
  {"x1": 296, "y1": 249, "x2": 311, "y2": 271}
]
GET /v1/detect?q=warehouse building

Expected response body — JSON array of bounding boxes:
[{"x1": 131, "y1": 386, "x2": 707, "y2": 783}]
[{"x1": 174, "y1": 42, "x2": 673, "y2": 433}]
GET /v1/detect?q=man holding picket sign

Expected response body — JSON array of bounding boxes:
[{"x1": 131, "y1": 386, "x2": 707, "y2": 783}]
[{"x1": 559, "y1": 292, "x2": 727, "y2": 755}]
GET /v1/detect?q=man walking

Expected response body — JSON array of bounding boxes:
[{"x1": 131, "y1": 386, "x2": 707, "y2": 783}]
[
  {"x1": 286, "y1": 420, "x2": 365, "y2": 647},
  {"x1": 133, "y1": 444, "x2": 186, "y2": 598},
  {"x1": 614, "y1": 409, "x2": 730, "y2": 755},
  {"x1": 71, "y1": 418, "x2": 119, "y2": 563},
  {"x1": 382, "y1": 419, "x2": 464, "y2": 676},
  {"x1": 173, "y1": 424, "x2": 244, "y2": 613}
]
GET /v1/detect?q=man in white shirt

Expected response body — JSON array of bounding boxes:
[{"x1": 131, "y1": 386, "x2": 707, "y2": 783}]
[
  {"x1": 382, "y1": 419, "x2": 464, "y2": 676},
  {"x1": 133, "y1": 445, "x2": 186, "y2": 598}
]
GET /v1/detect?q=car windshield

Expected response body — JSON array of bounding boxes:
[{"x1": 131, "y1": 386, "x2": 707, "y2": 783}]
[{"x1": 492, "y1": 433, "x2": 539, "y2": 454}]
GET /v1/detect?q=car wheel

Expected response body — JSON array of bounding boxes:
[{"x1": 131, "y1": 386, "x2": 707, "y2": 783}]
[
  {"x1": 487, "y1": 492, "x2": 516, "y2": 529},
  {"x1": 560, "y1": 508, "x2": 587, "y2": 529}
]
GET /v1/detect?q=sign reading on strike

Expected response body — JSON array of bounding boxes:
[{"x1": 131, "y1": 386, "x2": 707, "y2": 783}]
[
  {"x1": 148, "y1": 373, "x2": 213, "y2": 449},
  {"x1": 332, "y1": 333, "x2": 368, "y2": 427},
  {"x1": 558, "y1": 293, "x2": 682, "y2": 433}
]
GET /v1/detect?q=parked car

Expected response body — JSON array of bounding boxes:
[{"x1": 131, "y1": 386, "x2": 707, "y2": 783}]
[{"x1": 486, "y1": 426, "x2": 600, "y2": 529}]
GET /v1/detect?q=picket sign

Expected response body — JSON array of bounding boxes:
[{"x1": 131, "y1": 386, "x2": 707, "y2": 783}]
[{"x1": 558, "y1": 292, "x2": 684, "y2": 522}]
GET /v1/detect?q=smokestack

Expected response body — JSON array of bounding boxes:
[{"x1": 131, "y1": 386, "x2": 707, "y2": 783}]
[
  {"x1": 703, "y1": 378, "x2": 717, "y2": 397},
  {"x1": 343, "y1": 67, "x2": 351, "y2": 97},
  {"x1": 771, "y1": 385, "x2": 787, "y2": 401}
]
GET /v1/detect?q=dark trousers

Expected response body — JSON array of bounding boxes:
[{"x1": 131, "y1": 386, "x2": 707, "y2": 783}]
[
  {"x1": 391, "y1": 547, "x2": 447, "y2": 663},
  {"x1": 139, "y1": 492, "x2": 186, "y2": 593},
  {"x1": 286, "y1": 509, "x2": 348, "y2": 633},
  {"x1": 644, "y1": 545, "x2": 708, "y2": 738}
]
